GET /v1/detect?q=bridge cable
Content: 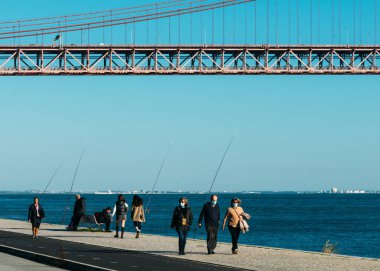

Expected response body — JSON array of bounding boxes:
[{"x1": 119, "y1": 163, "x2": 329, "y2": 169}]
[
  {"x1": 288, "y1": 0, "x2": 291, "y2": 44},
  {"x1": 254, "y1": 0, "x2": 257, "y2": 44},
  {"x1": 0, "y1": 0, "x2": 254, "y2": 41},
  {"x1": 311, "y1": 0, "x2": 313, "y2": 44},
  {"x1": 297, "y1": 0, "x2": 300, "y2": 43},
  {"x1": 332, "y1": 0, "x2": 334, "y2": 44}
]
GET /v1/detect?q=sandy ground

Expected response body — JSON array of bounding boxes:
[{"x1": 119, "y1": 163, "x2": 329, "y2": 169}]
[
  {"x1": 0, "y1": 219, "x2": 379, "y2": 271},
  {"x1": 0, "y1": 252, "x2": 64, "y2": 271}
]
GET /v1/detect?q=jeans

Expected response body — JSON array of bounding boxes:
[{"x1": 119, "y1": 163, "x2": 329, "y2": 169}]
[
  {"x1": 228, "y1": 225, "x2": 241, "y2": 251},
  {"x1": 206, "y1": 225, "x2": 219, "y2": 251},
  {"x1": 176, "y1": 227, "x2": 189, "y2": 253},
  {"x1": 134, "y1": 221, "x2": 142, "y2": 231}
]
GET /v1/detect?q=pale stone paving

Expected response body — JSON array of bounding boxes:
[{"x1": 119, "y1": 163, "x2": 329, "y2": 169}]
[{"x1": 0, "y1": 219, "x2": 378, "y2": 271}]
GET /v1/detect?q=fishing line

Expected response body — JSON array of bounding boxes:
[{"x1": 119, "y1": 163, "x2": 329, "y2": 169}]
[
  {"x1": 208, "y1": 132, "x2": 237, "y2": 194},
  {"x1": 145, "y1": 138, "x2": 174, "y2": 214},
  {"x1": 62, "y1": 147, "x2": 86, "y2": 224},
  {"x1": 43, "y1": 161, "x2": 64, "y2": 193}
]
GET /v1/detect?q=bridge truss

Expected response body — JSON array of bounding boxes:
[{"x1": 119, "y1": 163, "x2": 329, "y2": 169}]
[{"x1": 0, "y1": 45, "x2": 379, "y2": 75}]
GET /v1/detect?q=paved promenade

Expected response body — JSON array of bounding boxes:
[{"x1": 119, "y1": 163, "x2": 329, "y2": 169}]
[
  {"x1": 0, "y1": 219, "x2": 379, "y2": 271},
  {"x1": 0, "y1": 252, "x2": 64, "y2": 271}
]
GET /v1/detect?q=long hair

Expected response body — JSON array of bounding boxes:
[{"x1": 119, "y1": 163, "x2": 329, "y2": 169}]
[
  {"x1": 179, "y1": 197, "x2": 189, "y2": 207},
  {"x1": 230, "y1": 197, "x2": 241, "y2": 207},
  {"x1": 132, "y1": 195, "x2": 143, "y2": 206},
  {"x1": 118, "y1": 194, "x2": 125, "y2": 202}
]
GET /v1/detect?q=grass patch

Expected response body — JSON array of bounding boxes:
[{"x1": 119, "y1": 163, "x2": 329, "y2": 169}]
[
  {"x1": 322, "y1": 240, "x2": 338, "y2": 254},
  {"x1": 77, "y1": 227, "x2": 104, "y2": 232}
]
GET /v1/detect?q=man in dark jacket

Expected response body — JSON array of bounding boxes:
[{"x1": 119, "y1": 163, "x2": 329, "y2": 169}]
[
  {"x1": 198, "y1": 194, "x2": 220, "y2": 254},
  {"x1": 72, "y1": 194, "x2": 86, "y2": 231},
  {"x1": 94, "y1": 207, "x2": 112, "y2": 232}
]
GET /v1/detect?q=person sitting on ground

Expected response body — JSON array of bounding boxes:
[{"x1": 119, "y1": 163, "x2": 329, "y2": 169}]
[
  {"x1": 111, "y1": 194, "x2": 129, "y2": 239},
  {"x1": 28, "y1": 197, "x2": 45, "y2": 239},
  {"x1": 131, "y1": 195, "x2": 145, "y2": 238},
  {"x1": 94, "y1": 207, "x2": 112, "y2": 232}
]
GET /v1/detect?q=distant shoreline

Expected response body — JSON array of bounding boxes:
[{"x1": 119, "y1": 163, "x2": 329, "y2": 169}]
[{"x1": 1, "y1": 191, "x2": 379, "y2": 195}]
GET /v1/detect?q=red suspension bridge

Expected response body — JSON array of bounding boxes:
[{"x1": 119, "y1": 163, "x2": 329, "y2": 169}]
[{"x1": 0, "y1": 0, "x2": 379, "y2": 75}]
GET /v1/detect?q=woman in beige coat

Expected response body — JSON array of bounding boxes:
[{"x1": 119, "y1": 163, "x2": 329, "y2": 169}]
[
  {"x1": 223, "y1": 197, "x2": 244, "y2": 254},
  {"x1": 131, "y1": 195, "x2": 145, "y2": 238}
]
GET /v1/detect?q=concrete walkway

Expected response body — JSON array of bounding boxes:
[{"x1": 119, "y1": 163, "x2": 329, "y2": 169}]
[
  {"x1": 0, "y1": 252, "x2": 64, "y2": 271},
  {"x1": 0, "y1": 219, "x2": 379, "y2": 271}
]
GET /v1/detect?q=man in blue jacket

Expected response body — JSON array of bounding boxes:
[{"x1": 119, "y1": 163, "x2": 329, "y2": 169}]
[{"x1": 198, "y1": 194, "x2": 220, "y2": 254}]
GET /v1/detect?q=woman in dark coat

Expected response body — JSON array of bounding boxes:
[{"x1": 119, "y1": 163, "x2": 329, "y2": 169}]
[
  {"x1": 111, "y1": 194, "x2": 129, "y2": 239},
  {"x1": 171, "y1": 197, "x2": 193, "y2": 255},
  {"x1": 28, "y1": 197, "x2": 45, "y2": 238}
]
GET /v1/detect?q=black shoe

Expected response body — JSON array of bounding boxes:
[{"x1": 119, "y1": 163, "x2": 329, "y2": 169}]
[
  {"x1": 208, "y1": 250, "x2": 211, "y2": 255},
  {"x1": 178, "y1": 252, "x2": 182, "y2": 255},
  {"x1": 181, "y1": 252, "x2": 186, "y2": 255},
  {"x1": 211, "y1": 251, "x2": 215, "y2": 254},
  {"x1": 114, "y1": 235, "x2": 119, "y2": 238}
]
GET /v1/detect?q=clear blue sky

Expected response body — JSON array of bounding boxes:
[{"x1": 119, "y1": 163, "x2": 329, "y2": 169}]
[{"x1": 0, "y1": 1, "x2": 379, "y2": 192}]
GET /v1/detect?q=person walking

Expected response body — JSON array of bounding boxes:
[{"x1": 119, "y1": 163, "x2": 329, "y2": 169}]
[
  {"x1": 171, "y1": 197, "x2": 193, "y2": 255},
  {"x1": 112, "y1": 194, "x2": 129, "y2": 239},
  {"x1": 28, "y1": 197, "x2": 45, "y2": 239},
  {"x1": 131, "y1": 195, "x2": 145, "y2": 238},
  {"x1": 198, "y1": 194, "x2": 220, "y2": 254},
  {"x1": 223, "y1": 197, "x2": 244, "y2": 254},
  {"x1": 72, "y1": 194, "x2": 86, "y2": 231}
]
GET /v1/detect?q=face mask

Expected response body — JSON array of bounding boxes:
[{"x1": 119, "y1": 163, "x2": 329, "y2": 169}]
[
  {"x1": 180, "y1": 202, "x2": 185, "y2": 208},
  {"x1": 211, "y1": 200, "x2": 217, "y2": 206},
  {"x1": 232, "y1": 203, "x2": 238, "y2": 208}
]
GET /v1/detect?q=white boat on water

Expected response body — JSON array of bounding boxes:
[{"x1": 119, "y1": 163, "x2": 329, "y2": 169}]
[{"x1": 94, "y1": 190, "x2": 115, "y2": 195}]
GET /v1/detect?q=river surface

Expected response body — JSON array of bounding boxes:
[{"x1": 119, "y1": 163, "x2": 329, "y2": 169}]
[{"x1": 0, "y1": 193, "x2": 379, "y2": 258}]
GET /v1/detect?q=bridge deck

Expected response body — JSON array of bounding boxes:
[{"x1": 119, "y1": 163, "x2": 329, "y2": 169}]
[{"x1": 0, "y1": 45, "x2": 379, "y2": 75}]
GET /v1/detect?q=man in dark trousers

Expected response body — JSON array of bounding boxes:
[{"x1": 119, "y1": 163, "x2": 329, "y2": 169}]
[
  {"x1": 72, "y1": 194, "x2": 86, "y2": 231},
  {"x1": 198, "y1": 194, "x2": 220, "y2": 254},
  {"x1": 94, "y1": 207, "x2": 112, "y2": 232}
]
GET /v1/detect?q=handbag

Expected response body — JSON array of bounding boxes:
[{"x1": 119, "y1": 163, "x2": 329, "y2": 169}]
[
  {"x1": 178, "y1": 207, "x2": 187, "y2": 226},
  {"x1": 234, "y1": 208, "x2": 250, "y2": 233}
]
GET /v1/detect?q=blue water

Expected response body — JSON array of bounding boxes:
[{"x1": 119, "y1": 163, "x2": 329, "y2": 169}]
[{"x1": 0, "y1": 193, "x2": 379, "y2": 259}]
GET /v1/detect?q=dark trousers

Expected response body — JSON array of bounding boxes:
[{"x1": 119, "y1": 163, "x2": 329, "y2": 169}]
[
  {"x1": 73, "y1": 213, "x2": 84, "y2": 230},
  {"x1": 176, "y1": 227, "x2": 188, "y2": 253},
  {"x1": 228, "y1": 225, "x2": 241, "y2": 251},
  {"x1": 206, "y1": 225, "x2": 219, "y2": 251},
  {"x1": 105, "y1": 219, "x2": 111, "y2": 231},
  {"x1": 97, "y1": 217, "x2": 111, "y2": 231},
  {"x1": 134, "y1": 221, "x2": 142, "y2": 231}
]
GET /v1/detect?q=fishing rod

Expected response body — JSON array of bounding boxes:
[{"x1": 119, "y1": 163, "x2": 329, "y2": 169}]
[
  {"x1": 43, "y1": 161, "x2": 64, "y2": 193},
  {"x1": 195, "y1": 133, "x2": 237, "y2": 239},
  {"x1": 145, "y1": 139, "x2": 174, "y2": 214},
  {"x1": 61, "y1": 147, "x2": 86, "y2": 224},
  {"x1": 208, "y1": 132, "x2": 237, "y2": 194}
]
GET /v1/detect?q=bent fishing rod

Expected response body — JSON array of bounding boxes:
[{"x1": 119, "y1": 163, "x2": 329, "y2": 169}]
[
  {"x1": 61, "y1": 147, "x2": 86, "y2": 224},
  {"x1": 43, "y1": 161, "x2": 64, "y2": 193},
  {"x1": 145, "y1": 139, "x2": 174, "y2": 214},
  {"x1": 194, "y1": 133, "x2": 237, "y2": 239},
  {"x1": 208, "y1": 132, "x2": 237, "y2": 194}
]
